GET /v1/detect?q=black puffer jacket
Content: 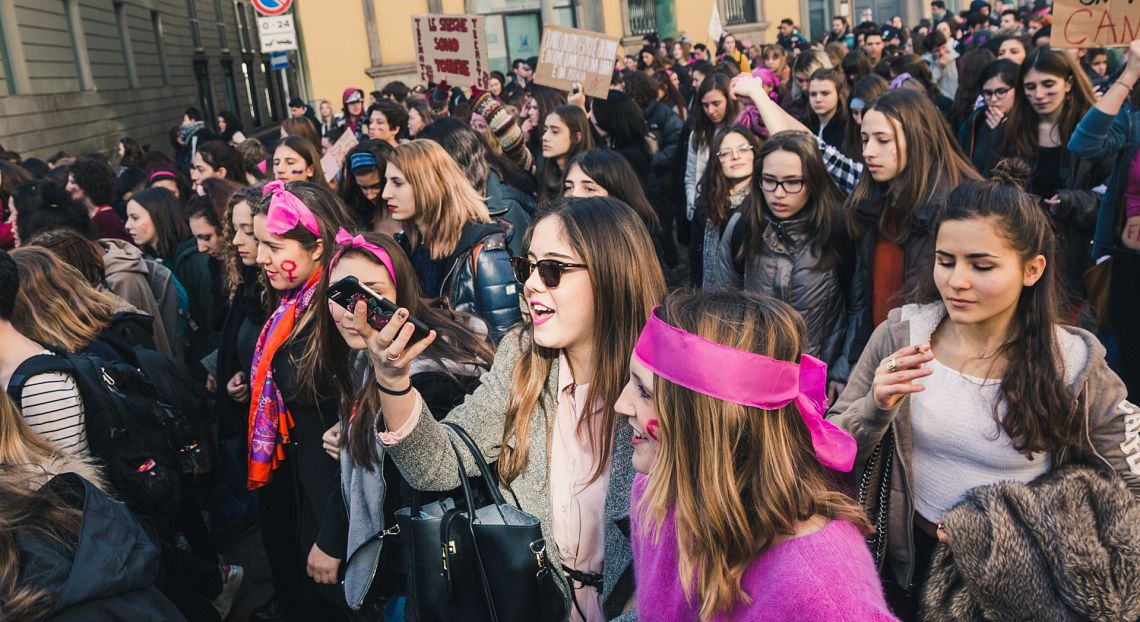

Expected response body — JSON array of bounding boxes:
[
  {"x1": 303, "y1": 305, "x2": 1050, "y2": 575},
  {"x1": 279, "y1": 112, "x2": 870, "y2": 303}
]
[
  {"x1": 439, "y1": 221, "x2": 522, "y2": 343},
  {"x1": 15, "y1": 473, "x2": 187, "y2": 621}
]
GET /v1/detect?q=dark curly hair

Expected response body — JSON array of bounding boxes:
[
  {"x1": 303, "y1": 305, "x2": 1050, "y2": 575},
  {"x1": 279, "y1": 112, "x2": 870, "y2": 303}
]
[{"x1": 67, "y1": 156, "x2": 116, "y2": 206}]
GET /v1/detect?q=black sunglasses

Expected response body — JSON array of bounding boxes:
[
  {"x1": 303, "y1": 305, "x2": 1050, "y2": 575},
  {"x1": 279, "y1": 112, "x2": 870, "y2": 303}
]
[{"x1": 509, "y1": 257, "x2": 587, "y2": 288}]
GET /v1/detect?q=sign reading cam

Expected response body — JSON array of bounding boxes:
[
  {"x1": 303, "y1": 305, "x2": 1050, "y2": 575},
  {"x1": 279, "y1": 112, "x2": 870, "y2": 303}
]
[
  {"x1": 1052, "y1": 0, "x2": 1140, "y2": 48},
  {"x1": 410, "y1": 14, "x2": 490, "y2": 89}
]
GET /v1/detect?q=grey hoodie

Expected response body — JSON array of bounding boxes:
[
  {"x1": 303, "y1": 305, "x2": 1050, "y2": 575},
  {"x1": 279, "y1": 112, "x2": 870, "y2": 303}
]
[{"x1": 99, "y1": 239, "x2": 174, "y2": 357}]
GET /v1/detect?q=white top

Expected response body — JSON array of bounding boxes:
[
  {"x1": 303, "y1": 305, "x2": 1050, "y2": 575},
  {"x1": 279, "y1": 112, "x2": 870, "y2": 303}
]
[
  {"x1": 16, "y1": 352, "x2": 89, "y2": 457},
  {"x1": 911, "y1": 357, "x2": 1050, "y2": 522}
]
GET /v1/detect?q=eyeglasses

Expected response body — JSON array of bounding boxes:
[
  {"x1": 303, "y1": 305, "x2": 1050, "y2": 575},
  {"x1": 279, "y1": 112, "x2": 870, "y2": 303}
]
[
  {"x1": 509, "y1": 257, "x2": 588, "y2": 288},
  {"x1": 717, "y1": 145, "x2": 754, "y2": 160},
  {"x1": 759, "y1": 176, "x2": 805, "y2": 194},
  {"x1": 981, "y1": 86, "x2": 1013, "y2": 99}
]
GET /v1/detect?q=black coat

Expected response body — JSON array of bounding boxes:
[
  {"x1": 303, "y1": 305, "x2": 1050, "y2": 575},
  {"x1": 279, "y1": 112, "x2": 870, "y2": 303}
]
[
  {"x1": 17, "y1": 474, "x2": 187, "y2": 621},
  {"x1": 215, "y1": 271, "x2": 267, "y2": 437}
]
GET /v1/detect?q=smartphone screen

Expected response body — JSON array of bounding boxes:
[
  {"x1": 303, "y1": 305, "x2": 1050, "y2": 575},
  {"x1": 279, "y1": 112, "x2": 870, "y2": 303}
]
[{"x1": 326, "y1": 275, "x2": 431, "y2": 343}]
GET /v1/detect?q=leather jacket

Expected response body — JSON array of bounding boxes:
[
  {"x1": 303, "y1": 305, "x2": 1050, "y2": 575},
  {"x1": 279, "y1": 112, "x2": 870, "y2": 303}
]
[{"x1": 438, "y1": 221, "x2": 523, "y2": 343}]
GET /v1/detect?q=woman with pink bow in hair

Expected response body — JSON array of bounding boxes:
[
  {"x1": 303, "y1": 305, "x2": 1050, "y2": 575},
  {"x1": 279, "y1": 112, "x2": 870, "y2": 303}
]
[
  {"x1": 246, "y1": 180, "x2": 355, "y2": 621},
  {"x1": 616, "y1": 289, "x2": 898, "y2": 621}
]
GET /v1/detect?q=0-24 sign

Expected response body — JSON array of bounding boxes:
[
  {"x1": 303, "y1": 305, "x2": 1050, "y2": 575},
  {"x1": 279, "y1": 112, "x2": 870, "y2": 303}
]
[{"x1": 252, "y1": 0, "x2": 293, "y2": 17}]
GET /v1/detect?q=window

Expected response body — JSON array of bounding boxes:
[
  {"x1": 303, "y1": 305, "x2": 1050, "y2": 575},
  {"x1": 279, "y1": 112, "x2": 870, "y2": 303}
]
[
  {"x1": 193, "y1": 59, "x2": 216, "y2": 122},
  {"x1": 723, "y1": 0, "x2": 758, "y2": 26},
  {"x1": 114, "y1": 2, "x2": 139, "y2": 87},
  {"x1": 627, "y1": 0, "x2": 657, "y2": 36},
  {"x1": 214, "y1": 0, "x2": 228, "y2": 51},
  {"x1": 234, "y1": 1, "x2": 252, "y2": 53},
  {"x1": 63, "y1": 0, "x2": 93, "y2": 91},
  {"x1": 151, "y1": 11, "x2": 169, "y2": 85},
  {"x1": 220, "y1": 60, "x2": 239, "y2": 113},
  {"x1": 241, "y1": 59, "x2": 262, "y2": 126},
  {"x1": 187, "y1": 0, "x2": 203, "y2": 49}
]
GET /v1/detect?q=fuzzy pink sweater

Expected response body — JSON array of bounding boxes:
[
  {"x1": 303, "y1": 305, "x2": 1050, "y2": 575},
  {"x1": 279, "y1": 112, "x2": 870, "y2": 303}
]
[{"x1": 631, "y1": 474, "x2": 900, "y2": 621}]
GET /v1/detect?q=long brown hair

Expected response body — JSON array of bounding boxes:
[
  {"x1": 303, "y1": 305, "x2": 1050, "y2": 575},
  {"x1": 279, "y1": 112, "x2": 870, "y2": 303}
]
[
  {"x1": 842, "y1": 74, "x2": 889, "y2": 162},
  {"x1": 695, "y1": 126, "x2": 761, "y2": 228},
  {"x1": 743, "y1": 132, "x2": 847, "y2": 271},
  {"x1": 275, "y1": 135, "x2": 329, "y2": 189},
  {"x1": 692, "y1": 74, "x2": 740, "y2": 151},
  {"x1": 388, "y1": 140, "x2": 491, "y2": 260},
  {"x1": 916, "y1": 170, "x2": 1078, "y2": 455},
  {"x1": 220, "y1": 184, "x2": 264, "y2": 300},
  {"x1": 315, "y1": 232, "x2": 494, "y2": 469},
  {"x1": 847, "y1": 89, "x2": 980, "y2": 242},
  {"x1": 10, "y1": 246, "x2": 118, "y2": 352},
  {"x1": 251, "y1": 181, "x2": 355, "y2": 403},
  {"x1": 498, "y1": 197, "x2": 666, "y2": 484},
  {"x1": 1001, "y1": 48, "x2": 1095, "y2": 159},
  {"x1": 639, "y1": 291, "x2": 871, "y2": 621}
]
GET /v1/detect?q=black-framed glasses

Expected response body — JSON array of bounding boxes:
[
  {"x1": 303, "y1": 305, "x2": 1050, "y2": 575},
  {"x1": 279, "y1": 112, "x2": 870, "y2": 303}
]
[
  {"x1": 509, "y1": 257, "x2": 588, "y2": 288},
  {"x1": 981, "y1": 86, "x2": 1012, "y2": 99},
  {"x1": 759, "y1": 176, "x2": 805, "y2": 194}
]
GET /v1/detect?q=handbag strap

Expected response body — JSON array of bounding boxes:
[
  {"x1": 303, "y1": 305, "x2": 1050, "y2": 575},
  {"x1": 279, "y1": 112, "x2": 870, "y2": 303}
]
[
  {"x1": 445, "y1": 433, "x2": 502, "y2": 622},
  {"x1": 857, "y1": 423, "x2": 895, "y2": 569},
  {"x1": 444, "y1": 421, "x2": 509, "y2": 509}
]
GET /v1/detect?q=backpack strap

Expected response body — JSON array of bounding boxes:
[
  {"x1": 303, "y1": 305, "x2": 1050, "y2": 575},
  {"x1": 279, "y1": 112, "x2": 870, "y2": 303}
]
[{"x1": 7, "y1": 354, "x2": 75, "y2": 409}]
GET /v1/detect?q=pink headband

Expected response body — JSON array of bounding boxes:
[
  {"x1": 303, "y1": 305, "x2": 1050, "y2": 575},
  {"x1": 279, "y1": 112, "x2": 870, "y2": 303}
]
[
  {"x1": 330, "y1": 228, "x2": 397, "y2": 286},
  {"x1": 633, "y1": 307, "x2": 856, "y2": 472},
  {"x1": 148, "y1": 169, "x2": 176, "y2": 182},
  {"x1": 263, "y1": 180, "x2": 320, "y2": 237}
]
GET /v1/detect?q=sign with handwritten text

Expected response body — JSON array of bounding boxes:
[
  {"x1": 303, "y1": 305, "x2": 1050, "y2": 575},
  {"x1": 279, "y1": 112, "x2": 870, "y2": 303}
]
[
  {"x1": 533, "y1": 25, "x2": 620, "y2": 98},
  {"x1": 1052, "y1": 0, "x2": 1140, "y2": 48},
  {"x1": 411, "y1": 14, "x2": 489, "y2": 89}
]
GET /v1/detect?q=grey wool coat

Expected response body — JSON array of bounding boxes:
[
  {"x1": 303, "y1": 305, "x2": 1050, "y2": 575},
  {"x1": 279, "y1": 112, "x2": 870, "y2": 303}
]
[{"x1": 382, "y1": 328, "x2": 638, "y2": 621}]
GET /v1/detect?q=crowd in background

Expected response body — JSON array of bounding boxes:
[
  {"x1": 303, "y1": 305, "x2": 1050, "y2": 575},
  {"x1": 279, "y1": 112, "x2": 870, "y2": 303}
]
[{"x1": 1, "y1": 0, "x2": 1139, "y2": 620}]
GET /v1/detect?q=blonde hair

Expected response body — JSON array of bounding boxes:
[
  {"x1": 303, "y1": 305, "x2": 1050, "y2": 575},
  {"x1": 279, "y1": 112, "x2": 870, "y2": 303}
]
[
  {"x1": 10, "y1": 246, "x2": 119, "y2": 352},
  {"x1": 498, "y1": 197, "x2": 666, "y2": 485},
  {"x1": 389, "y1": 140, "x2": 490, "y2": 260},
  {"x1": 639, "y1": 291, "x2": 871, "y2": 621}
]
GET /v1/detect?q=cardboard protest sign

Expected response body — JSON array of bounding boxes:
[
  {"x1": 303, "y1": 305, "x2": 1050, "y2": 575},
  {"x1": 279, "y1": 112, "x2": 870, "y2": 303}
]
[
  {"x1": 1052, "y1": 0, "x2": 1140, "y2": 48},
  {"x1": 320, "y1": 129, "x2": 358, "y2": 182},
  {"x1": 533, "y1": 25, "x2": 621, "y2": 98},
  {"x1": 411, "y1": 14, "x2": 490, "y2": 89}
]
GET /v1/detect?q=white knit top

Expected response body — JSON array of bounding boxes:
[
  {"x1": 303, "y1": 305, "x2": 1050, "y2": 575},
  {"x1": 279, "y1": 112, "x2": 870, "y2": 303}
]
[{"x1": 911, "y1": 357, "x2": 1050, "y2": 523}]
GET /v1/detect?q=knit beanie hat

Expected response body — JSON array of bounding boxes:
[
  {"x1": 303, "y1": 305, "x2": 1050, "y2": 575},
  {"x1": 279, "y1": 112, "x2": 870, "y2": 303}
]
[
  {"x1": 472, "y1": 91, "x2": 533, "y2": 172},
  {"x1": 429, "y1": 81, "x2": 451, "y2": 115}
]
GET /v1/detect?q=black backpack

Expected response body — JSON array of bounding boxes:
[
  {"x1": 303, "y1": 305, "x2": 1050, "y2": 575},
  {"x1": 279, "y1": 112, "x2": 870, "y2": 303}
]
[{"x1": 7, "y1": 346, "x2": 212, "y2": 520}]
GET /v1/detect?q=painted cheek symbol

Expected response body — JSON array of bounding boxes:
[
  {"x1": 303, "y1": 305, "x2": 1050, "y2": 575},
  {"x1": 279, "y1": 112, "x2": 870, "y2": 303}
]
[
  {"x1": 646, "y1": 419, "x2": 660, "y2": 441},
  {"x1": 281, "y1": 260, "x2": 298, "y2": 282}
]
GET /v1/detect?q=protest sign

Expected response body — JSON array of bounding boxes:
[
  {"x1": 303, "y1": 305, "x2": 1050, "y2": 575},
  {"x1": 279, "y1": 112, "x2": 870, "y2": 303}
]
[
  {"x1": 411, "y1": 14, "x2": 490, "y2": 89},
  {"x1": 1052, "y1": 0, "x2": 1140, "y2": 48},
  {"x1": 533, "y1": 25, "x2": 621, "y2": 98},
  {"x1": 321, "y1": 129, "x2": 358, "y2": 182}
]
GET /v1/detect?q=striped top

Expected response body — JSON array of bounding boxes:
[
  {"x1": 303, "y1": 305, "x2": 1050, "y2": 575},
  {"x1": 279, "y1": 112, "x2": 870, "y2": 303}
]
[{"x1": 18, "y1": 352, "x2": 89, "y2": 457}]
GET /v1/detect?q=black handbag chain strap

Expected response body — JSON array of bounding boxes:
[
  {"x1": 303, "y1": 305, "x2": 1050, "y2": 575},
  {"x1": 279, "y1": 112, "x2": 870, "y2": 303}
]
[{"x1": 857, "y1": 423, "x2": 895, "y2": 569}]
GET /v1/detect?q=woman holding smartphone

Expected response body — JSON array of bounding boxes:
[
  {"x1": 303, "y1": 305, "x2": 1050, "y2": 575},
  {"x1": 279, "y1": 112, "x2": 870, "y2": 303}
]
[
  {"x1": 356, "y1": 197, "x2": 665, "y2": 621},
  {"x1": 248, "y1": 180, "x2": 354, "y2": 621},
  {"x1": 309, "y1": 231, "x2": 494, "y2": 616}
]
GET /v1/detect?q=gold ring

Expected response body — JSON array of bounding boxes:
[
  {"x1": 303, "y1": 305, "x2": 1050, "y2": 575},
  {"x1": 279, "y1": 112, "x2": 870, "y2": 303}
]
[{"x1": 385, "y1": 351, "x2": 401, "y2": 362}]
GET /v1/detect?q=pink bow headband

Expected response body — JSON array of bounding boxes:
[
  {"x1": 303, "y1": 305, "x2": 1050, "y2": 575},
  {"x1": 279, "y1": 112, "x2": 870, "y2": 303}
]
[
  {"x1": 633, "y1": 306, "x2": 856, "y2": 472},
  {"x1": 263, "y1": 180, "x2": 320, "y2": 237},
  {"x1": 330, "y1": 228, "x2": 397, "y2": 286}
]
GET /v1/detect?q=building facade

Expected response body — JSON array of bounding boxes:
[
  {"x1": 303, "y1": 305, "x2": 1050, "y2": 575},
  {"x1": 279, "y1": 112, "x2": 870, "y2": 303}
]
[{"x1": 0, "y1": 0, "x2": 302, "y2": 160}]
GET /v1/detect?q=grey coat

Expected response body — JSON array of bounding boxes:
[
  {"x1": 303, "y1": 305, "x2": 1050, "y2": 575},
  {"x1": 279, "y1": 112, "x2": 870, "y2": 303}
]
[
  {"x1": 708, "y1": 212, "x2": 853, "y2": 382},
  {"x1": 382, "y1": 328, "x2": 637, "y2": 620}
]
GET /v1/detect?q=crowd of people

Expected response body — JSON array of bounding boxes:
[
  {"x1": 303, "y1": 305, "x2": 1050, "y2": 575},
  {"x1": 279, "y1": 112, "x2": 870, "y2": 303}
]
[{"x1": 1, "y1": 0, "x2": 1140, "y2": 620}]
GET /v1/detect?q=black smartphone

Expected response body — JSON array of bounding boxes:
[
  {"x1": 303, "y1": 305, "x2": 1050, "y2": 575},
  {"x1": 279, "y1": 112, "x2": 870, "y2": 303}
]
[{"x1": 326, "y1": 275, "x2": 431, "y2": 344}]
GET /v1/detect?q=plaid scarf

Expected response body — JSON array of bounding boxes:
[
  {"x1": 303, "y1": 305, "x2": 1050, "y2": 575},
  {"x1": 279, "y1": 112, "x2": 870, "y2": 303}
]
[{"x1": 247, "y1": 267, "x2": 322, "y2": 489}]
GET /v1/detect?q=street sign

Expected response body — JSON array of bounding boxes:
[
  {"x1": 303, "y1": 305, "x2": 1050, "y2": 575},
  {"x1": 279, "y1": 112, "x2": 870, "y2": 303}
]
[
  {"x1": 258, "y1": 14, "x2": 298, "y2": 53},
  {"x1": 270, "y1": 51, "x2": 290, "y2": 70},
  {"x1": 252, "y1": 0, "x2": 293, "y2": 16}
]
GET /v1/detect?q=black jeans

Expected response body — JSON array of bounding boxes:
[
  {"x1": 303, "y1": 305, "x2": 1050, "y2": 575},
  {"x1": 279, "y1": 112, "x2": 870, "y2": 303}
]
[
  {"x1": 882, "y1": 522, "x2": 939, "y2": 622},
  {"x1": 1108, "y1": 249, "x2": 1140, "y2": 397}
]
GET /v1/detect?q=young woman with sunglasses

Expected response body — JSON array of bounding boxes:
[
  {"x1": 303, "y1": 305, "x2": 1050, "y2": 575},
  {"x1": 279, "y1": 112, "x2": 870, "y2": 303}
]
[
  {"x1": 360, "y1": 197, "x2": 666, "y2": 621},
  {"x1": 619, "y1": 290, "x2": 897, "y2": 621},
  {"x1": 248, "y1": 180, "x2": 355, "y2": 621},
  {"x1": 957, "y1": 59, "x2": 1018, "y2": 174},
  {"x1": 691, "y1": 125, "x2": 762, "y2": 286},
  {"x1": 311, "y1": 231, "x2": 493, "y2": 616},
  {"x1": 830, "y1": 172, "x2": 1140, "y2": 620},
  {"x1": 381, "y1": 139, "x2": 521, "y2": 341},
  {"x1": 708, "y1": 131, "x2": 855, "y2": 386},
  {"x1": 685, "y1": 74, "x2": 741, "y2": 223}
]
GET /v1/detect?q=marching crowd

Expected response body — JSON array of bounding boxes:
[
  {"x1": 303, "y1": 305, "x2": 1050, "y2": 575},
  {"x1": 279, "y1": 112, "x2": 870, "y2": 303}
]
[{"x1": 2, "y1": 0, "x2": 1140, "y2": 620}]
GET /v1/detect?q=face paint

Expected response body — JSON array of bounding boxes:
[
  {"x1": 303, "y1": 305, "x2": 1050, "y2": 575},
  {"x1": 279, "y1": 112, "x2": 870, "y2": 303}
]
[
  {"x1": 281, "y1": 259, "x2": 298, "y2": 282},
  {"x1": 646, "y1": 419, "x2": 660, "y2": 441}
]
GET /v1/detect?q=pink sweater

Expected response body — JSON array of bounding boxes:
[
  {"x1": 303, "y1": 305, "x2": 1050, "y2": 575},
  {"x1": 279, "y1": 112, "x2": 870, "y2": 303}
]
[{"x1": 631, "y1": 474, "x2": 899, "y2": 621}]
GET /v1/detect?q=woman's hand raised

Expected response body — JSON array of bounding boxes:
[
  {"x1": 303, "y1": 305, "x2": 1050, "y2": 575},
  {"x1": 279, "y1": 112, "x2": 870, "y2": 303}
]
[
  {"x1": 352, "y1": 300, "x2": 436, "y2": 389},
  {"x1": 871, "y1": 343, "x2": 934, "y2": 411}
]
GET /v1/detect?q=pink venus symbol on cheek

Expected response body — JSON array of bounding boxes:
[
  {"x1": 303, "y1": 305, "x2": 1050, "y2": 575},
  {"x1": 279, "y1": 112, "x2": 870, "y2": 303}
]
[{"x1": 281, "y1": 260, "x2": 298, "y2": 282}]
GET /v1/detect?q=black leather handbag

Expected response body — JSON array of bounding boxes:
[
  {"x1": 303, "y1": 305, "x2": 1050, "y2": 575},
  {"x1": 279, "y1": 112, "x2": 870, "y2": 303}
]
[{"x1": 394, "y1": 421, "x2": 566, "y2": 622}]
